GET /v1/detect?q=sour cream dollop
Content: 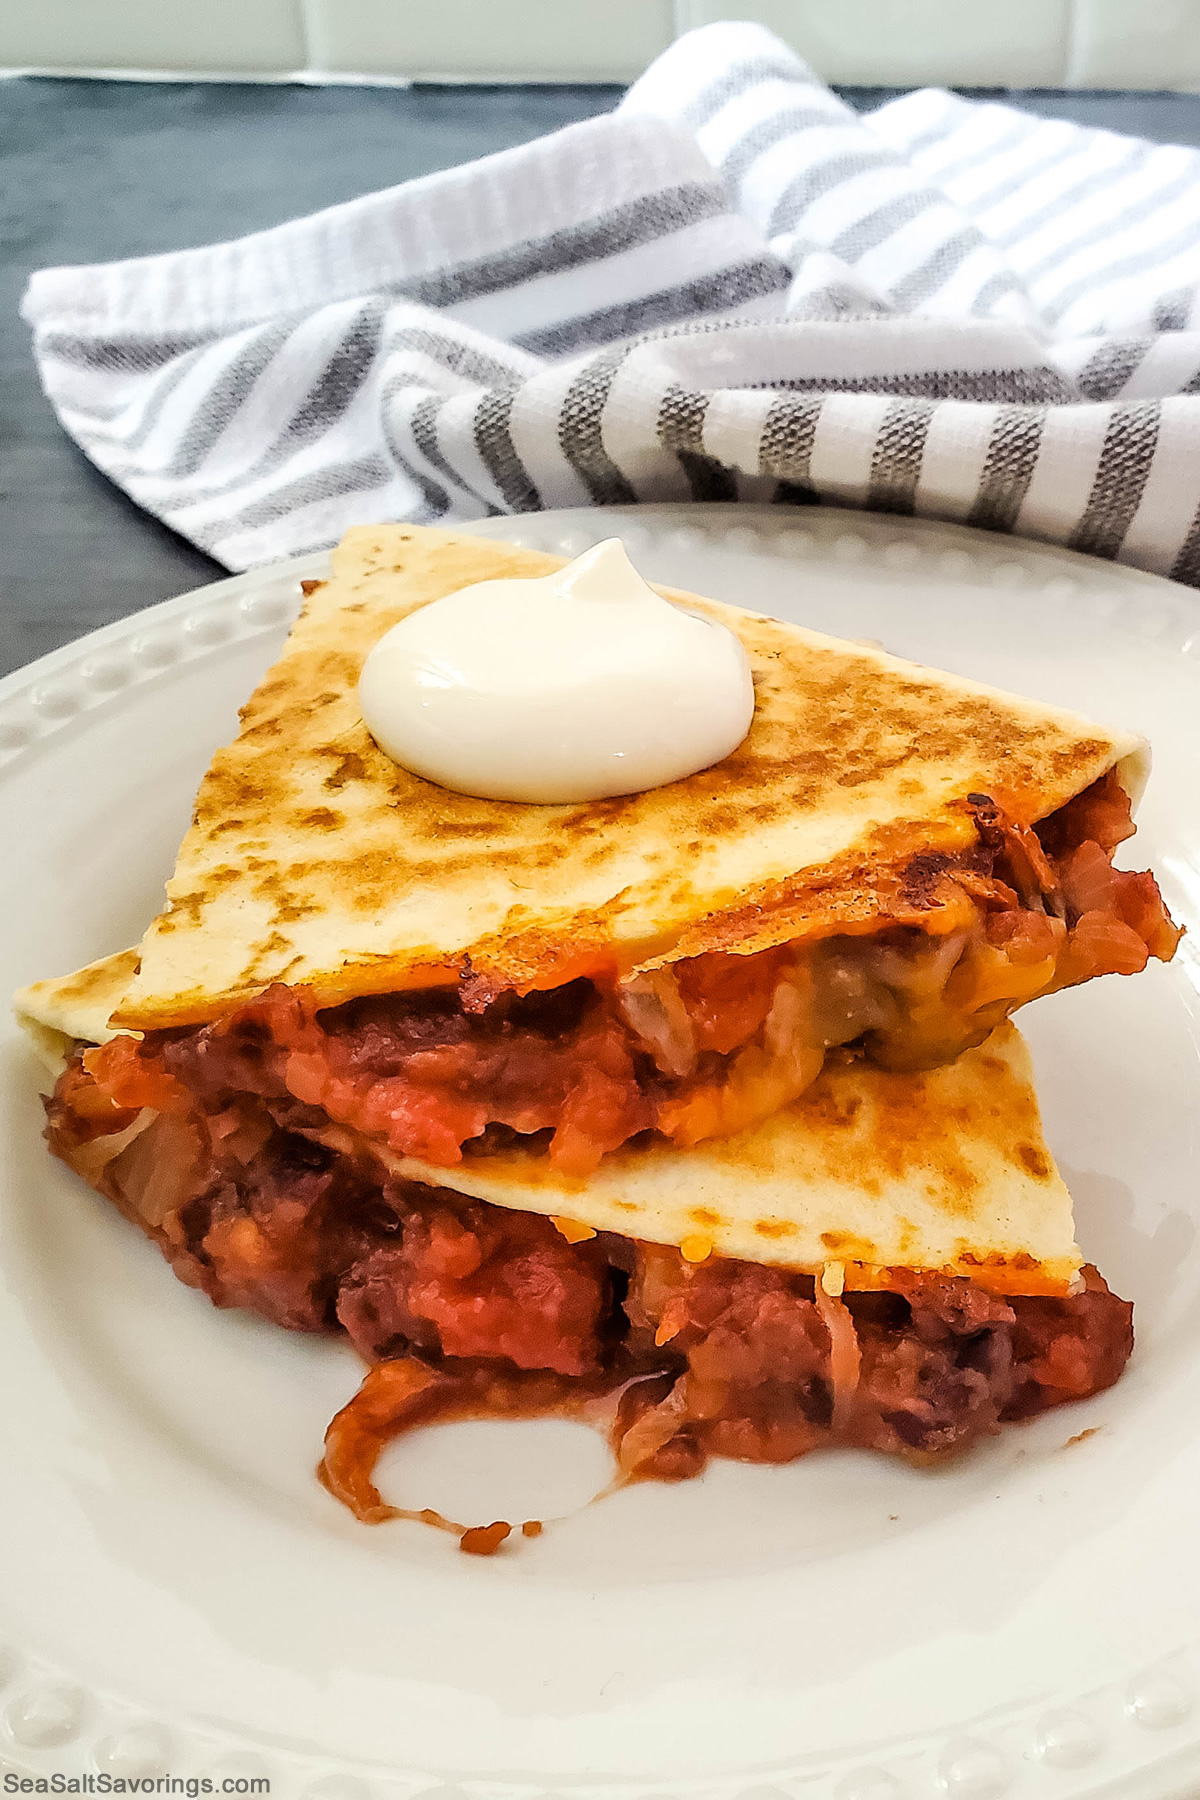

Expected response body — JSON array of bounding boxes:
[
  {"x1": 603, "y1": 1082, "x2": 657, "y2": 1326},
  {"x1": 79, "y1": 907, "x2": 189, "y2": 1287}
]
[{"x1": 358, "y1": 538, "x2": 755, "y2": 803}]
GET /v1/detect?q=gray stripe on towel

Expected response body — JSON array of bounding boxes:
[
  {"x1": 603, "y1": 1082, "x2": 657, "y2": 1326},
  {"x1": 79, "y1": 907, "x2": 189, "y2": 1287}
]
[
  {"x1": 1069, "y1": 399, "x2": 1161, "y2": 561},
  {"x1": 966, "y1": 406, "x2": 1047, "y2": 534},
  {"x1": 558, "y1": 345, "x2": 640, "y2": 506},
  {"x1": 867, "y1": 398, "x2": 936, "y2": 514}
]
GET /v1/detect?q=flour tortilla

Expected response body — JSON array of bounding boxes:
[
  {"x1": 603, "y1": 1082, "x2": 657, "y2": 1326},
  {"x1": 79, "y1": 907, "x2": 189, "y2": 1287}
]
[
  {"x1": 102, "y1": 524, "x2": 1145, "y2": 1031},
  {"x1": 13, "y1": 949, "x2": 139, "y2": 1077}
]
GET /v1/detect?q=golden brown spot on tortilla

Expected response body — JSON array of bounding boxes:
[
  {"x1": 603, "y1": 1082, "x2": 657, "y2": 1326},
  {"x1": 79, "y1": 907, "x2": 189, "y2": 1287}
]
[
  {"x1": 273, "y1": 899, "x2": 318, "y2": 924},
  {"x1": 1018, "y1": 1143, "x2": 1052, "y2": 1179},
  {"x1": 696, "y1": 805, "x2": 743, "y2": 834},
  {"x1": 441, "y1": 820, "x2": 516, "y2": 839},
  {"x1": 314, "y1": 652, "x2": 359, "y2": 687},
  {"x1": 688, "y1": 1207, "x2": 723, "y2": 1227},
  {"x1": 236, "y1": 930, "x2": 294, "y2": 982},
  {"x1": 296, "y1": 808, "x2": 345, "y2": 831},
  {"x1": 26, "y1": 947, "x2": 141, "y2": 1008},
  {"x1": 242, "y1": 716, "x2": 284, "y2": 741},
  {"x1": 207, "y1": 770, "x2": 268, "y2": 812},
  {"x1": 323, "y1": 752, "x2": 369, "y2": 792},
  {"x1": 247, "y1": 676, "x2": 289, "y2": 709},
  {"x1": 817, "y1": 1232, "x2": 882, "y2": 1262},
  {"x1": 164, "y1": 891, "x2": 209, "y2": 925},
  {"x1": 786, "y1": 1056, "x2": 1005, "y2": 1218},
  {"x1": 754, "y1": 1219, "x2": 798, "y2": 1239}
]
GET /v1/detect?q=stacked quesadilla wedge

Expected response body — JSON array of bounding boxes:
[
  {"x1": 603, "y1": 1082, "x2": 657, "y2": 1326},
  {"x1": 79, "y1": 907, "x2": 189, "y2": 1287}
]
[{"x1": 15, "y1": 525, "x2": 1179, "y2": 1533}]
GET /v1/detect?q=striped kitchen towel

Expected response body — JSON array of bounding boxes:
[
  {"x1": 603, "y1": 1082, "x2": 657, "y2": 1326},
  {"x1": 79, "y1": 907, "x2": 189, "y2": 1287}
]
[{"x1": 21, "y1": 20, "x2": 1200, "y2": 583}]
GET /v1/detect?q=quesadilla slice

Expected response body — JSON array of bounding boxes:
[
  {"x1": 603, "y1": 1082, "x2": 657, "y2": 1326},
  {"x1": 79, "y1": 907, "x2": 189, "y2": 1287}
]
[
  {"x1": 96, "y1": 524, "x2": 1176, "y2": 1179},
  {"x1": 20, "y1": 961, "x2": 1132, "y2": 1532}
]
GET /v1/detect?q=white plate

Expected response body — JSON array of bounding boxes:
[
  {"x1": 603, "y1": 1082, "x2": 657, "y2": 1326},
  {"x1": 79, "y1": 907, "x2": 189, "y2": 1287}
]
[{"x1": 2, "y1": 504, "x2": 1199, "y2": 1800}]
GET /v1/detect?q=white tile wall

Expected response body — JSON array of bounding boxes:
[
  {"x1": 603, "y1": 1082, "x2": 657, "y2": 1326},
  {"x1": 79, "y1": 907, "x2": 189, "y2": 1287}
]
[
  {"x1": 302, "y1": 0, "x2": 676, "y2": 81},
  {"x1": 0, "y1": 0, "x2": 1196, "y2": 89},
  {"x1": 687, "y1": 0, "x2": 1071, "y2": 87},
  {"x1": 0, "y1": 0, "x2": 305, "y2": 73},
  {"x1": 1069, "y1": 0, "x2": 1200, "y2": 88}
]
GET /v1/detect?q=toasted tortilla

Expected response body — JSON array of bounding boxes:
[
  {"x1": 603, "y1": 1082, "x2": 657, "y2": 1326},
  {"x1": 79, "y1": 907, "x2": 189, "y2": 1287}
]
[
  {"x1": 15, "y1": 957, "x2": 1080, "y2": 1295},
  {"x1": 13, "y1": 949, "x2": 140, "y2": 1077},
  {"x1": 89, "y1": 522, "x2": 1143, "y2": 1030}
]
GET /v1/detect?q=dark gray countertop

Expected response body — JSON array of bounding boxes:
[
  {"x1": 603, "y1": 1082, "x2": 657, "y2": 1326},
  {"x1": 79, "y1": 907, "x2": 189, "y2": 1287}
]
[{"x1": 6, "y1": 77, "x2": 1200, "y2": 679}]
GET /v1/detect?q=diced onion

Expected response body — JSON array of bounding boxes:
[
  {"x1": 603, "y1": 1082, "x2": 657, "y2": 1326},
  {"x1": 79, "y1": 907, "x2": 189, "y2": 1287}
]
[
  {"x1": 617, "y1": 971, "x2": 697, "y2": 1077},
  {"x1": 814, "y1": 1282, "x2": 861, "y2": 1434}
]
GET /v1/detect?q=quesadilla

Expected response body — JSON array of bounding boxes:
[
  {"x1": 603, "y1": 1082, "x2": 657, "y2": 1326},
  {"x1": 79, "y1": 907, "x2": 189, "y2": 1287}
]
[
  {"x1": 98, "y1": 523, "x2": 1176, "y2": 1180},
  {"x1": 13, "y1": 525, "x2": 1163, "y2": 1532},
  {"x1": 17, "y1": 965, "x2": 1132, "y2": 1528}
]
